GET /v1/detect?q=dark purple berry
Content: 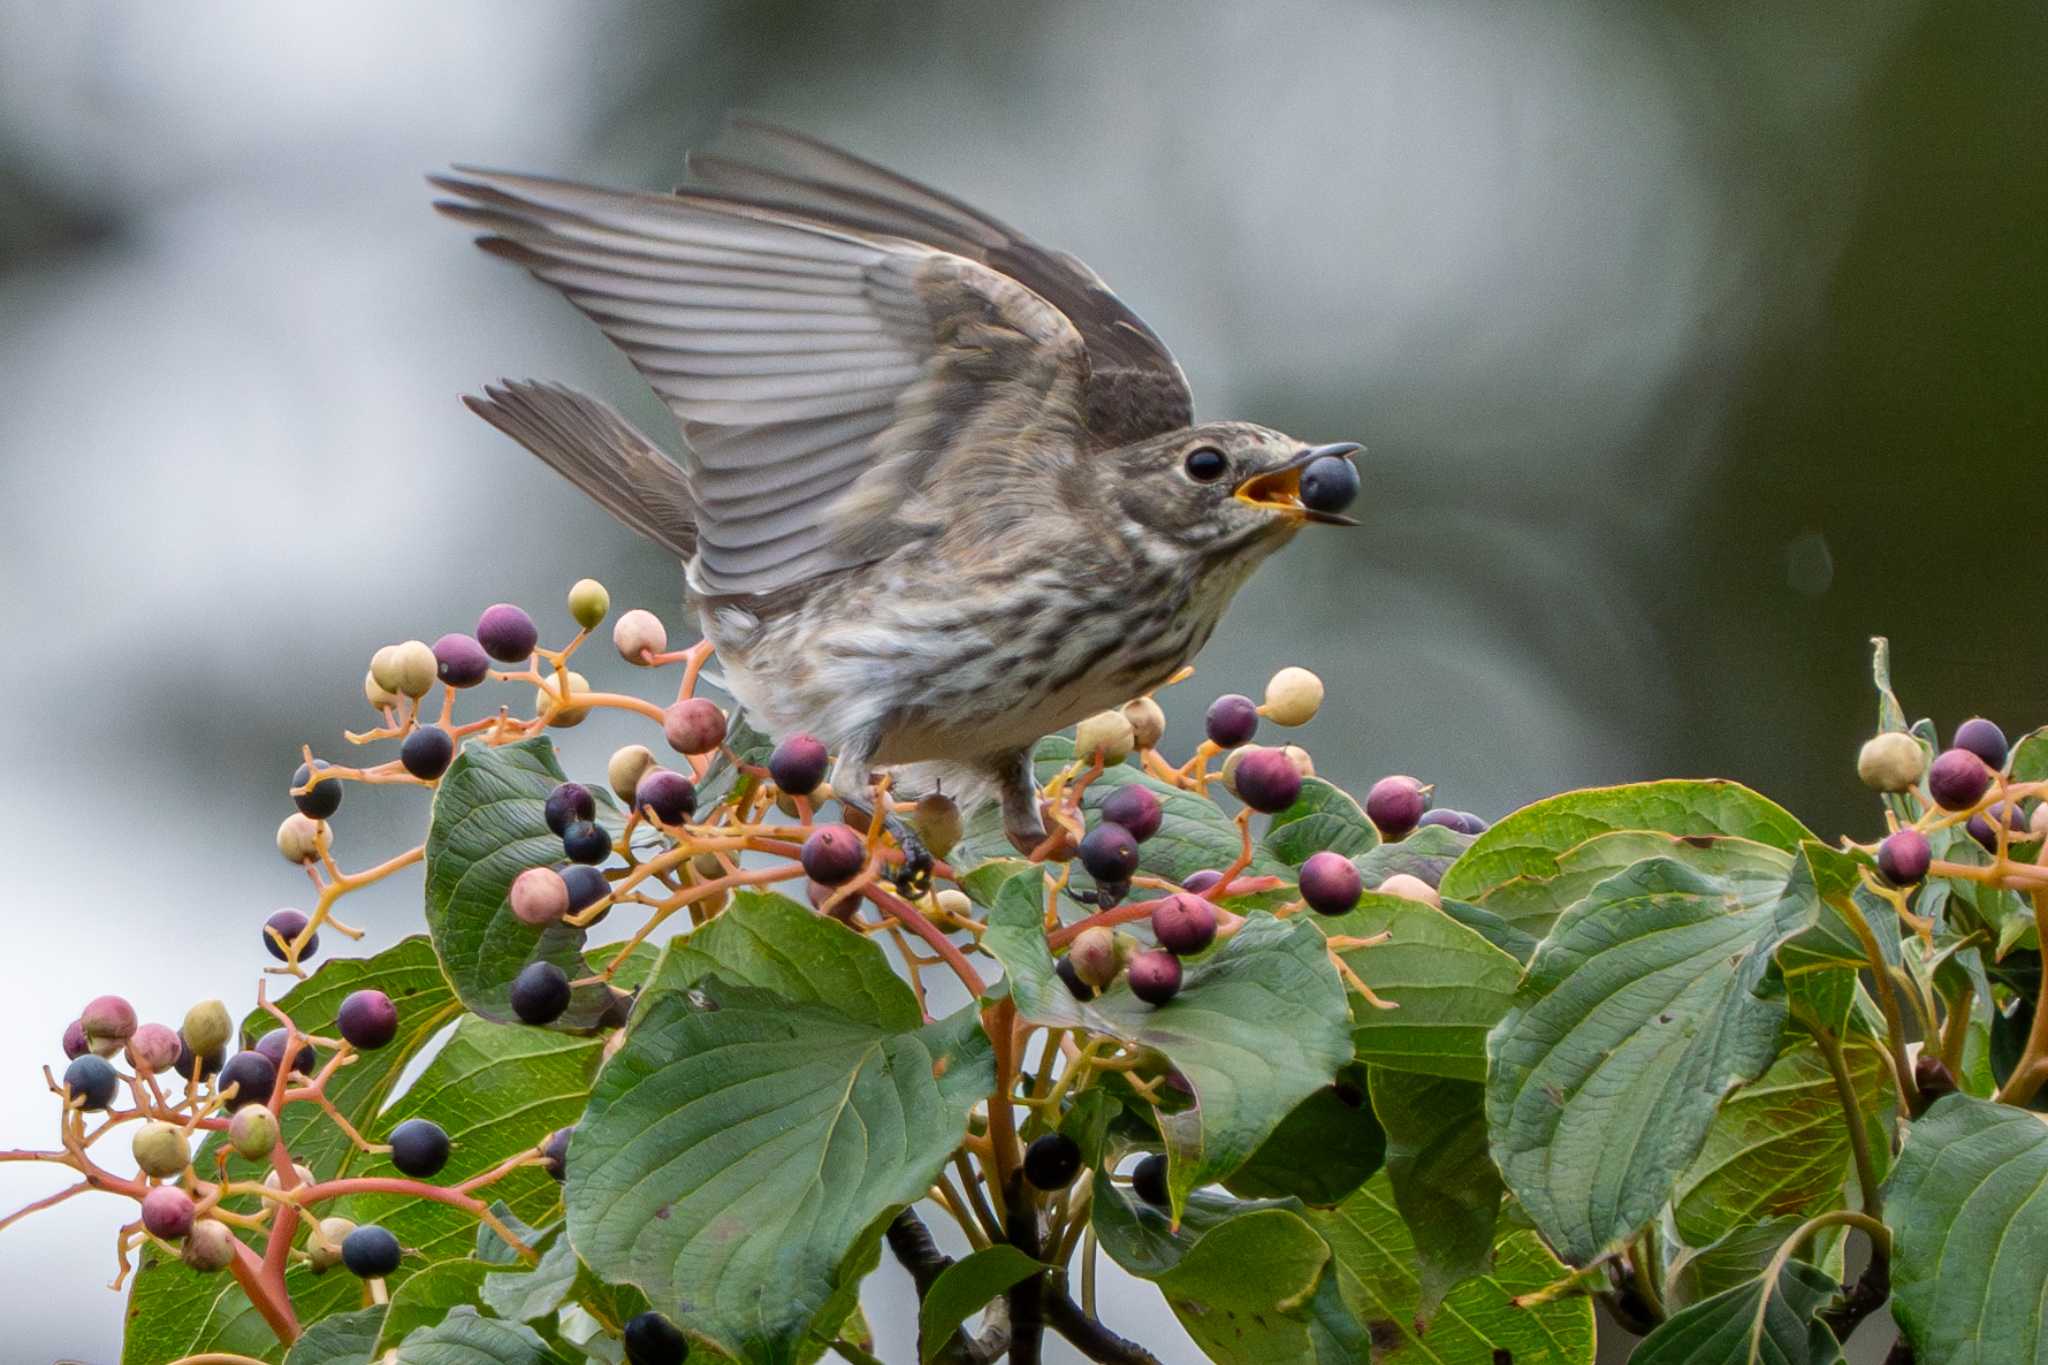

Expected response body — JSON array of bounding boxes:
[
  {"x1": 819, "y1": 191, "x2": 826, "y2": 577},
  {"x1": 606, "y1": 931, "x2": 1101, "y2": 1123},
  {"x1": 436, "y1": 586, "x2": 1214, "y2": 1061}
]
[
  {"x1": 768, "y1": 734, "x2": 829, "y2": 796},
  {"x1": 1205, "y1": 694, "x2": 1259, "y2": 748},
  {"x1": 1954, "y1": 717, "x2": 2009, "y2": 770},
  {"x1": 1967, "y1": 802, "x2": 2030, "y2": 852},
  {"x1": 254, "y1": 1030, "x2": 319, "y2": 1078},
  {"x1": 1131, "y1": 1152, "x2": 1170, "y2": 1207},
  {"x1": 1079, "y1": 822, "x2": 1141, "y2": 883},
  {"x1": 141, "y1": 1186, "x2": 196, "y2": 1240},
  {"x1": 1417, "y1": 809, "x2": 1463, "y2": 831},
  {"x1": 540, "y1": 1126, "x2": 573, "y2": 1182},
  {"x1": 1127, "y1": 949, "x2": 1183, "y2": 1005},
  {"x1": 263, "y1": 910, "x2": 319, "y2": 964},
  {"x1": 475, "y1": 603, "x2": 538, "y2": 663},
  {"x1": 544, "y1": 782, "x2": 596, "y2": 835},
  {"x1": 1300, "y1": 850, "x2": 1363, "y2": 915},
  {"x1": 510, "y1": 962, "x2": 571, "y2": 1025},
  {"x1": 1365, "y1": 775, "x2": 1428, "y2": 837},
  {"x1": 624, "y1": 1311, "x2": 690, "y2": 1365},
  {"x1": 1914, "y1": 1053, "x2": 1958, "y2": 1107},
  {"x1": 218, "y1": 1052, "x2": 277, "y2": 1111},
  {"x1": 1233, "y1": 748, "x2": 1303, "y2": 813},
  {"x1": 388, "y1": 1118, "x2": 451, "y2": 1178},
  {"x1": 173, "y1": 1040, "x2": 223, "y2": 1083},
  {"x1": 1182, "y1": 869, "x2": 1224, "y2": 896},
  {"x1": 291, "y1": 761, "x2": 342, "y2": 820},
  {"x1": 1152, "y1": 893, "x2": 1218, "y2": 955},
  {"x1": 62, "y1": 1019, "x2": 89, "y2": 1060},
  {"x1": 1024, "y1": 1133, "x2": 1083, "y2": 1191},
  {"x1": 337, "y1": 990, "x2": 398, "y2": 1050},
  {"x1": 561, "y1": 864, "x2": 609, "y2": 915},
  {"x1": 1055, "y1": 957, "x2": 1096, "y2": 1002},
  {"x1": 634, "y1": 769, "x2": 698, "y2": 826},
  {"x1": 63, "y1": 1055, "x2": 118, "y2": 1110},
  {"x1": 1300, "y1": 453, "x2": 1360, "y2": 514},
  {"x1": 400, "y1": 725, "x2": 455, "y2": 780},
  {"x1": 432, "y1": 632, "x2": 491, "y2": 688},
  {"x1": 341, "y1": 1224, "x2": 402, "y2": 1279},
  {"x1": 561, "y1": 819, "x2": 612, "y2": 865},
  {"x1": 1101, "y1": 786, "x2": 1163, "y2": 843},
  {"x1": 801, "y1": 825, "x2": 867, "y2": 886},
  {"x1": 1929, "y1": 748, "x2": 1992, "y2": 811},
  {"x1": 1459, "y1": 811, "x2": 1491, "y2": 834},
  {"x1": 1876, "y1": 829, "x2": 1931, "y2": 885}
]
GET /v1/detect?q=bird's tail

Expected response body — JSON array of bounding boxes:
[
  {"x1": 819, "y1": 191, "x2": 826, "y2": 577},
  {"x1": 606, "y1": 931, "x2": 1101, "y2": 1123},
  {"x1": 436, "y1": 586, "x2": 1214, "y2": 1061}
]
[{"x1": 463, "y1": 380, "x2": 699, "y2": 561}]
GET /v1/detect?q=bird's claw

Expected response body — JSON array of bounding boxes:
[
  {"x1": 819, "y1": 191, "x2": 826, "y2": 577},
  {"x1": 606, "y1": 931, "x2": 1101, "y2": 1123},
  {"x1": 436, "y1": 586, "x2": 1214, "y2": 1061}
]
[{"x1": 892, "y1": 832, "x2": 934, "y2": 898}]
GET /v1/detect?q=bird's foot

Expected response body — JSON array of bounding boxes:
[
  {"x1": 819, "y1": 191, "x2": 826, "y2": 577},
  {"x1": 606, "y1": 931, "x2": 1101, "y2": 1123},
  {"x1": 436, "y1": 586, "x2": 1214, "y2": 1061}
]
[{"x1": 890, "y1": 825, "x2": 934, "y2": 898}]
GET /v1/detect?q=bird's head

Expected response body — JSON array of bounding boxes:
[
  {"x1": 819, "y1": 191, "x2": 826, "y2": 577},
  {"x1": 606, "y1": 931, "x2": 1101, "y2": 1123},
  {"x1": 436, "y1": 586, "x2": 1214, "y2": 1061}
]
[{"x1": 1107, "y1": 422, "x2": 1361, "y2": 555}]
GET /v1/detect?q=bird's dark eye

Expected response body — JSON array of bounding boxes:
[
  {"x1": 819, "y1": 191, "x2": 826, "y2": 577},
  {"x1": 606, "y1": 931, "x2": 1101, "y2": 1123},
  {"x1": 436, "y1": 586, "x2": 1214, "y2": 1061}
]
[{"x1": 1183, "y1": 447, "x2": 1228, "y2": 482}]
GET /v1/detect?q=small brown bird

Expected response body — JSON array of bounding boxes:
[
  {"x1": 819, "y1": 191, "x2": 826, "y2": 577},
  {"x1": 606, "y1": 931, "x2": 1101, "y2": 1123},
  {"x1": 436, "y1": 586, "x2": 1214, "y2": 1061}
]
[{"x1": 433, "y1": 120, "x2": 1359, "y2": 871}]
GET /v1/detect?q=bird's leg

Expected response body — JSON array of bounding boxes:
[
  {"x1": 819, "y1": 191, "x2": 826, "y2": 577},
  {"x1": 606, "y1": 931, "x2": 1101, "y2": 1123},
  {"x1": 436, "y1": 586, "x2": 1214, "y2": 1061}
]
[
  {"x1": 829, "y1": 744, "x2": 933, "y2": 897},
  {"x1": 992, "y1": 747, "x2": 1049, "y2": 857}
]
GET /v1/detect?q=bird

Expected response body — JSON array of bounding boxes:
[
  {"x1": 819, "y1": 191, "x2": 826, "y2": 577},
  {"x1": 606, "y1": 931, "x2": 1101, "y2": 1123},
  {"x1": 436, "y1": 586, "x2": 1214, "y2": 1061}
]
[{"x1": 431, "y1": 119, "x2": 1360, "y2": 879}]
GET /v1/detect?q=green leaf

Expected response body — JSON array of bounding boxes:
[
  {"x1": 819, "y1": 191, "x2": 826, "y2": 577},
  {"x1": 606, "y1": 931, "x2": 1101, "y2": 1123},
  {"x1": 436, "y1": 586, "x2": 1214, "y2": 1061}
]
[
  {"x1": 1368, "y1": 1068, "x2": 1501, "y2": 1320},
  {"x1": 1672, "y1": 1039, "x2": 1892, "y2": 1245},
  {"x1": 393, "y1": 1306, "x2": 567, "y2": 1364},
  {"x1": 424, "y1": 736, "x2": 622, "y2": 1029},
  {"x1": 482, "y1": 1228, "x2": 579, "y2": 1323},
  {"x1": 2012, "y1": 725, "x2": 2048, "y2": 784},
  {"x1": 1663, "y1": 1217, "x2": 1826, "y2": 1312},
  {"x1": 640, "y1": 888, "x2": 909, "y2": 1024},
  {"x1": 1440, "y1": 779, "x2": 1813, "y2": 903},
  {"x1": 284, "y1": 1308, "x2": 388, "y2": 1365},
  {"x1": 983, "y1": 870, "x2": 1350, "y2": 1216},
  {"x1": 1889, "y1": 1093, "x2": 2048, "y2": 1362},
  {"x1": 1485, "y1": 857, "x2": 1809, "y2": 1264},
  {"x1": 1263, "y1": 777, "x2": 1379, "y2": 865},
  {"x1": 1471, "y1": 829, "x2": 1792, "y2": 949},
  {"x1": 1224, "y1": 1063, "x2": 1383, "y2": 1205},
  {"x1": 1315, "y1": 892, "x2": 1520, "y2": 1081},
  {"x1": 568, "y1": 954, "x2": 993, "y2": 1365},
  {"x1": 1310, "y1": 1173, "x2": 1596, "y2": 1364},
  {"x1": 916, "y1": 1246, "x2": 1044, "y2": 1362},
  {"x1": 1353, "y1": 822, "x2": 1472, "y2": 893},
  {"x1": 1631, "y1": 1261, "x2": 1844, "y2": 1365},
  {"x1": 958, "y1": 858, "x2": 1031, "y2": 909},
  {"x1": 378, "y1": 1258, "x2": 494, "y2": 1348}
]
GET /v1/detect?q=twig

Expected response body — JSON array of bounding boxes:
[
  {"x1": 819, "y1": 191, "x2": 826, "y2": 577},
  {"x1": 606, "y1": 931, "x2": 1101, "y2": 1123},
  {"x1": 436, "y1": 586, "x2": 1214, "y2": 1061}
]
[{"x1": 1044, "y1": 1290, "x2": 1163, "y2": 1365}]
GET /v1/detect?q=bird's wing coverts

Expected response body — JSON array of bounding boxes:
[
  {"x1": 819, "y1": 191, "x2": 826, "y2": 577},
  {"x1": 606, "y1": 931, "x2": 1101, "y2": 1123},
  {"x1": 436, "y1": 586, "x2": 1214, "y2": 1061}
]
[{"x1": 433, "y1": 126, "x2": 1189, "y2": 597}]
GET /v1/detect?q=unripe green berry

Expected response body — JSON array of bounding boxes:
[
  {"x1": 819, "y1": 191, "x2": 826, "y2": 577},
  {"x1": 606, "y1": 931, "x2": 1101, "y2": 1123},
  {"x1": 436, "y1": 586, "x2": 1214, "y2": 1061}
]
[
  {"x1": 568, "y1": 578, "x2": 610, "y2": 629},
  {"x1": 1262, "y1": 667, "x2": 1324, "y2": 726},
  {"x1": 608, "y1": 744, "x2": 659, "y2": 802},
  {"x1": 368, "y1": 644, "x2": 405, "y2": 694},
  {"x1": 228, "y1": 1105, "x2": 280, "y2": 1161},
  {"x1": 1074, "y1": 710, "x2": 1135, "y2": 765},
  {"x1": 276, "y1": 813, "x2": 322, "y2": 864},
  {"x1": 1122, "y1": 696, "x2": 1166, "y2": 750},
  {"x1": 613, "y1": 608, "x2": 668, "y2": 664},
  {"x1": 385, "y1": 640, "x2": 439, "y2": 698},
  {"x1": 1857, "y1": 732, "x2": 1925, "y2": 793},
  {"x1": 365, "y1": 670, "x2": 401, "y2": 711},
  {"x1": 930, "y1": 889, "x2": 972, "y2": 926},
  {"x1": 180, "y1": 1001, "x2": 233, "y2": 1058},
  {"x1": 912, "y1": 793, "x2": 963, "y2": 860},
  {"x1": 308, "y1": 1216, "x2": 356, "y2": 1273},
  {"x1": 132, "y1": 1121, "x2": 192, "y2": 1179},
  {"x1": 180, "y1": 1219, "x2": 238, "y2": 1273}
]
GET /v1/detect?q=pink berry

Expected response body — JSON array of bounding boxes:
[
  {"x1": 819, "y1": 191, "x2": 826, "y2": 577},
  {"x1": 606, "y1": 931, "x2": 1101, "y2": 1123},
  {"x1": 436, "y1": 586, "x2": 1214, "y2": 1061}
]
[
  {"x1": 1128, "y1": 950, "x2": 1183, "y2": 1005},
  {"x1": 1300, "y1": 851, "x2": 1362, "y2": 915},
  {"x1": 1365, "y1": 776, "x2": 1428, "y2": 837},
  {"x1": 509, "y1": 867, "x2": 571, "y2": 927},
  {"x1": 1928, "y1": 748, "x2": 1991, "y2": 811},
  {"x1": 127, "y1": 1023, "x2": 183, "y2": 1075},
  {"x1": 663, "y1": 699, "x2": 728, "y2": 755},
  {"x1": 1151, "y1": 894, "x2": 1218, "y2": 956},
  {"x1": 141, "y1": 1186, "x2": 197, "y2": 1240},
  {"x1": 802, "y1": 825, "x2": 866, "y2": 886}
]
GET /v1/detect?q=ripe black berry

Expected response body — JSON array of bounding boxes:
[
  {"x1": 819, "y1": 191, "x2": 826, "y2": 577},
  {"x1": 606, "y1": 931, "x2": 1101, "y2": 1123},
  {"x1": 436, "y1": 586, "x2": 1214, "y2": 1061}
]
[
  {"x1": 254, "y1": 1029, "x2": 319, "y2": 1078},
  {"x1": 388, "y1": 1118, "x2": 451, "y2": 1178},
  {"x1": 561, "y1": 819, "x2": 612, "y2": 866},
  {"x1": 262, "y1": 910, "x2": 319, "y2": 964},
  {"x1": 1300, "y1": 454, "x2": 1360, "y2": 514},
  {"x1": 1131, "y1": 1152, "x2": 1170, "y2": 1207},
  {"x1": 769, "y1": 734, "x2": 829, "y2": 796},
  {"x1": 1954, "y1": 717, "x2": 2009, "y2": 770},
  {"x1": 540, "y1": 1126, "x2": 573, "y2": 1182},
  {"x1": 401, "y1": 725, "x2": 455, "y2": 780},
  {"x1": 1205, "y1": 694, "x2": 1259, "y2": 748},
  {"x1": 801, "y1": 825, "x2": 866, "y2": 886},
  {"x1": 1365, "y1": 775, "x2": 1428, "y2": 837},
  {"x1": 337, "y1": 990, "x2": 398, "y2": 1050},
  {"x1": 1079, "y1": 822, "x2": 1141, "y2": 883},
  {"x1": 1024, "y1": 1133, "x2": 1083, "y2": 1191},
  {"x1": 1928, "y1": 748, "x2": 1992, "y2": 811},
  {"x1": 624, "y1": 1311, "x2": 691, "y2": 1365},
  {"x1": 1300, "y1": 851, "x2": 1362, "y2": 914},
  {"x1": 1055, "y1": 957, "x2": 1096, "y2": 1002},
  {"x1": 433, "y1": 632, "x2": 491, "y2": 688},
  {"x1": 561, "y1": 864, "x2": 609, "y2": 915},
  {"x1": 635, "y1": 769, "x2": 698, "y2": 826},
  {"x1": 291, "y1": 761, "x2": 342, "y2": 820},
  {"x1": 218, "y1": 1052, "x2": 278, "y2": 1111},
  {"x1": 1152, "y1": 894, "x2": 1218, "y2": 956},
  {"x1": 1232, "y1": 748, "x2": 1303, "y2": 813},
  {"x1": 1101, "y1": 786, "x2": 1162, "y2": 843},
  {"x1": 476, "y1": 603, "x2": 538, "y2": 662},
  {"x1": 63, "y1": 1055, "x2": 118, "y2": 1110},
  {"x1": 1127, "y1": 950, "x2": 1182, "y2": 1006},
  {"x1": 341, "y1": 1224, "x2": 403, "y2": 1279},
  {"x1": 173, "y1": 1039, "x2": 223, "y2": 1083},
  {"x1": 510, "y1": 962, "x2": 572, "y2": 1026},
  {"x1": 544, "y1": 782, "x2": 596, "y2": 835}
]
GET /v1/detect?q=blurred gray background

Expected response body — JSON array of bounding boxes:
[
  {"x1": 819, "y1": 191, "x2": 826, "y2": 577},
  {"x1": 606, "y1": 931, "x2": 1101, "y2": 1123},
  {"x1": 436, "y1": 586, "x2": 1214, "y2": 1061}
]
[{"x1": 1, "y1": 2, "x2": 2041, "y2": 1361}]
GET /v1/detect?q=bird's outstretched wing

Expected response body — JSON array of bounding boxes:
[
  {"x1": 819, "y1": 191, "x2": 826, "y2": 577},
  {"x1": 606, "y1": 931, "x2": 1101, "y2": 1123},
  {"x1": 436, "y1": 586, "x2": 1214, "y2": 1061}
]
[{"x1": 432, "y1": 131, "x2": 1189, "y2": 598}]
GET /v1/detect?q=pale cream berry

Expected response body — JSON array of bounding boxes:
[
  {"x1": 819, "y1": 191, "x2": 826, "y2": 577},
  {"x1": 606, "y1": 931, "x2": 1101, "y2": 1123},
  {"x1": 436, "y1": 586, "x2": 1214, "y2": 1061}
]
[
  {"x1": 567, "y1": 578, "x2": 610, "y2": 629},
  {"x1": 613, "y1": 609, "x2": 669, "y2": 665},
  {"x1": 277, "y1": 813, "x2": 323, "y2": 864},
  {"x1": 263, "y1": 1162, "x2": 315, "y2": 1191},
  {"x1": 364, "y1": 669, "x2": 401, "y2": 711},
  {"x1": 368, "y1": 644, "x2": 405, "y2": 695},
  {"x1": 1857, "y1": 732, "x2": 1925, "y2": 793},
  {"x1": 534, "y1": 671, "x2": 593, "y2": 727},
  {"x1": 607, "y1": 744, "x2": 659, "y2": 802},
  {"x1": 385, "y1": 640, "x2": 438, "y2": 698},
  {"x1": 180, "y1": 1220, "x2": 237, "y2": 1273},
  {"x1": 1122, "y1": 696, "x2": 1167, "y2": 750},
  {"x1": 309, "y1": 1217, "x2": 355, "y2": 1273},
  {"x1": 930, "y1": 888, "x2": 973, "y2": 926},
  {"x1": 1377, "y1": 873, "x2": 1442, "y2": 907},
  {"x1": 1069, "y1": 926, "x2": 1120, "y2": 989},
  {"x1": 1074, "y1": 710, "x2": 1136, "y2": 765},
  {"x1": 227, "y1": 1105, "x2": 279, "y2": 1161},
  {"x1": 1263, "y1": 667, "x2": 1324, "y2": 727},
  {"x1": 1281, "y1": 744, "x2": 1316, "y2": 779}
]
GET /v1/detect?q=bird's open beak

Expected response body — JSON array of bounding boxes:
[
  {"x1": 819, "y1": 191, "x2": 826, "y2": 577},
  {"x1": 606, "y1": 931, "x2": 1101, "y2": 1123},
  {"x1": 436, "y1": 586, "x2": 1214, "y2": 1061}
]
[{"x1": 1233, "y1": 443, "x2": 1361, "y2": 526}]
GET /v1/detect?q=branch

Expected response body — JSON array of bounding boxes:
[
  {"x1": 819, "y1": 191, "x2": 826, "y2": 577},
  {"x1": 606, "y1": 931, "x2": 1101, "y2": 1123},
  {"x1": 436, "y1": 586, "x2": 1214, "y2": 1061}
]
[
  {"x1": 1817, "y1": 1238, "x2": 1892, "y2": 1346},
  {"x1": 1044, "y1": 1290, "x2": 1164, "y2": 1365},
  {"x1": 1005, "y1": 1176, "x2": 1043, "y2": 1365},
  {"x1": 884, "y1": 1209, "x2": 1007, "y2": 1365}
]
